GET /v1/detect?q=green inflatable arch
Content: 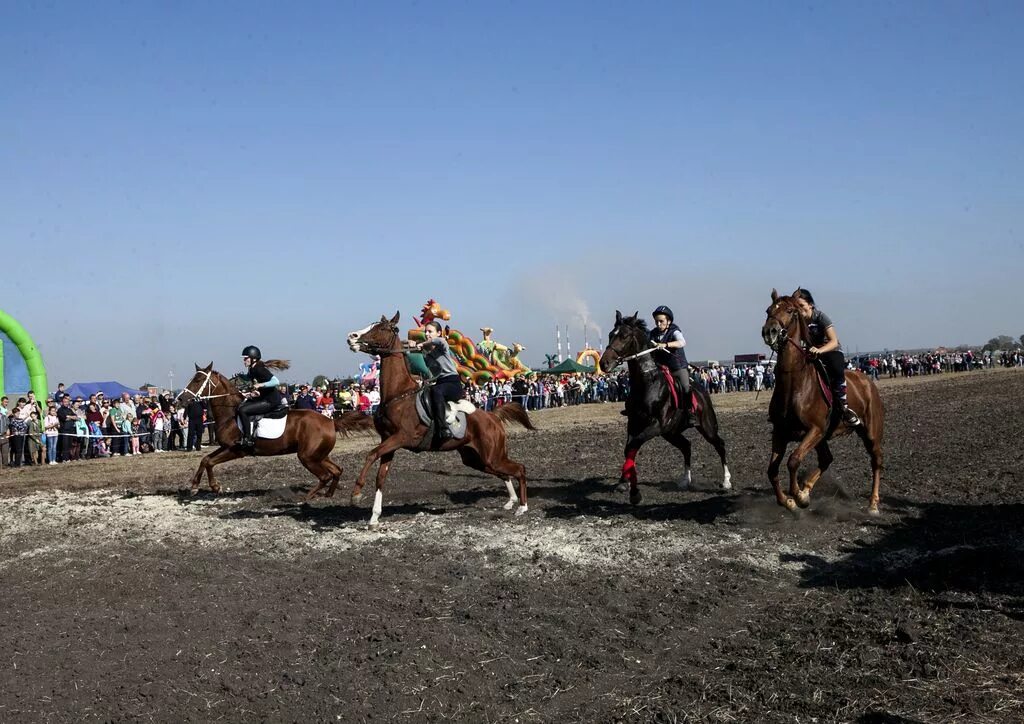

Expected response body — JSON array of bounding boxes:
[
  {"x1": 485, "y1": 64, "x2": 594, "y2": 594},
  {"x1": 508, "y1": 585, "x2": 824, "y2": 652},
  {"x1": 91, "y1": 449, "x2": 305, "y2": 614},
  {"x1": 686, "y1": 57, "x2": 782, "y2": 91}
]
[{"x1": 0, "y1": 309, "x2": 48, "y2": 402}]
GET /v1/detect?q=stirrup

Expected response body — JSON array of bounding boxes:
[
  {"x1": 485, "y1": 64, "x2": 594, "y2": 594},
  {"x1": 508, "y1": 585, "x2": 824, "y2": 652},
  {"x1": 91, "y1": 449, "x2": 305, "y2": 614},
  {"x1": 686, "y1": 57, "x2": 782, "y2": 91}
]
[{"x1": 842, "y1": 407, "x2": 861, "y2": 426}]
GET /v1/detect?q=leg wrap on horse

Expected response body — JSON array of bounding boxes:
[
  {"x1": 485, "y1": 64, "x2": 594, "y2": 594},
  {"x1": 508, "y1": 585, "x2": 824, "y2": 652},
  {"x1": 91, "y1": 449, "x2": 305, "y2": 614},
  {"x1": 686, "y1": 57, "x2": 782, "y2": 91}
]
[{"x1": 622, "y1": 448, "x2": 638, "y2": 485}]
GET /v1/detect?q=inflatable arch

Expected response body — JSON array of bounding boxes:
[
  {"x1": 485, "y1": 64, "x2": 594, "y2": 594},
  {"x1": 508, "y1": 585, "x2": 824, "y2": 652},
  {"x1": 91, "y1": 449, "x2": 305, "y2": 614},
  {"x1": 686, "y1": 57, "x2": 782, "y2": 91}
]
[
  {"x1": 576, "y1": 347, "x2": 603, "y2": 375},
  {"x1": 0, "y1": 309, "x2": 48, "y2": 401}
]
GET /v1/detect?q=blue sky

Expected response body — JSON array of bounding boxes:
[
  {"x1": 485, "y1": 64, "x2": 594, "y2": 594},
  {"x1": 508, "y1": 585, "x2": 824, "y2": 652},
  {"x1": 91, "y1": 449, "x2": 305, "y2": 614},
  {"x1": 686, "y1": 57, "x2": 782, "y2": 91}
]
[{"x1": 3, "y1": 1, "x2": 1022, "y2": 385}]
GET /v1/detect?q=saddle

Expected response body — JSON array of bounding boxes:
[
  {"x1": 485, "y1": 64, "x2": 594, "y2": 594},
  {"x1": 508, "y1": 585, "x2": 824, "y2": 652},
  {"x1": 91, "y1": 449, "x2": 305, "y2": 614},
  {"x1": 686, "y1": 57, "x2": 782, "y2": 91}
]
[
  {"x1": 412, "y1": 390, "x2": 475, "y2": 451},
  {"x1": 237, "y1": 403, "x2": 290, "y2": 440},
  {"x1": 657, "y1": 366, "x2": 700, "y2": 414}
]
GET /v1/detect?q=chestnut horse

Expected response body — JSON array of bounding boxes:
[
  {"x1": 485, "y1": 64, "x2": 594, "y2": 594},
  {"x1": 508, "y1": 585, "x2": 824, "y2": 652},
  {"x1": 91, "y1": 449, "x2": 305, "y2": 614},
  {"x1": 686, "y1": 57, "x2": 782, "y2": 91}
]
[
  {"x1": 178, "y1": 364, "x2": 370, "y2": 498},
  {"x1": 761, "y1": 290, "x2": 884, "y2": 513},
  {"x1": 340, "y1": 313, "x2": 534, "y2": 525},
  {"x1": 600, "y1": 311, "x2": 731, "y2": 505}
]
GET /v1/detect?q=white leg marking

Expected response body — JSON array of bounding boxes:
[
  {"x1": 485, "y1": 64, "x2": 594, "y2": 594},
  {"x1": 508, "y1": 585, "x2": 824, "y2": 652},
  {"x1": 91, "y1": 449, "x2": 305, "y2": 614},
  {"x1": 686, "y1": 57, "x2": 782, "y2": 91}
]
[
  {"x1": 503, "y1": 478, "x2": 517, "y2": 510},
  {"x1": 722, "y1": 464, "x2": 732, "y2": 490},
  {"x1": 369, "y1": 489, "x2": 383, "y2": 526},
  {"x1": 678, "y1": 466, "x2": 692, "y2": 490},
  {"x1": 514, "y1": 504, "x2": 529, "y2": 516}
]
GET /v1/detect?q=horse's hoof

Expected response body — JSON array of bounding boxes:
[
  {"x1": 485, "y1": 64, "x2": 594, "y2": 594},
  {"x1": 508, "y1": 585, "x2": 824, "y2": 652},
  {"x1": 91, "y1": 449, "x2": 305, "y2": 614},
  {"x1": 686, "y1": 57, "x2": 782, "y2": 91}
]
[
  {"x1": 868, "y1": 506, "x2": 880, "y2": 516},
  {"x1": 503, "y1": 499, "x2": 516, "y2": 511},
  {"x1": 514, "y1": 505, "x2": 528, "y2": 517},
  {"x1": 629, "y1": 490, "x2": 642, "y2": 506},
  {"x1": 615, "y1": 481, "x2": 628, "y2": 494},
  {"x1": 784, "y1": 498, "x2": 797, "y2": 512},
  {"x1": 351, "y1": 493, "x2": 363, "y2": 505},
  {"x1": 721, "y1": 480, "x2": 732, "y2": 491},
  {"x1": 189, "y1": 487, "x2": 199, "y2": 497},
  {"x1": 796, "y1": 491, "x2": 811, "y2": 508}
]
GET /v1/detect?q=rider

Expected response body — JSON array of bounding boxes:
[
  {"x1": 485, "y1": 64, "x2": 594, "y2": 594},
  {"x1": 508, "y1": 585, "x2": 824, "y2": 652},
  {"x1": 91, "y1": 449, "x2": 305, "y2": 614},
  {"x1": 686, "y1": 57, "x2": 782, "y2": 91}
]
[
  {"x1": 237, "y1": 345, "x2": 284, "y2": 448},
  {"x1": 650, "y1": 305, "x2": 697, "y2": 426},
  {"x1": 411, "y1": 321, "x2": 463, "y2": 446},
  {"x1": 792, "y1": 290, "x2": 861, "y2": 426}
]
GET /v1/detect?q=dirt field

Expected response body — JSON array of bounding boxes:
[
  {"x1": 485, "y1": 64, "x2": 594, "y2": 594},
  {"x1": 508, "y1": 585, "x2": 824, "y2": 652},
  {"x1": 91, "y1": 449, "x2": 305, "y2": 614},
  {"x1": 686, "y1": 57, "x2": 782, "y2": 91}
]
[{"x1": 2, "y1": 369, "x2": 1023, "y2": 722}]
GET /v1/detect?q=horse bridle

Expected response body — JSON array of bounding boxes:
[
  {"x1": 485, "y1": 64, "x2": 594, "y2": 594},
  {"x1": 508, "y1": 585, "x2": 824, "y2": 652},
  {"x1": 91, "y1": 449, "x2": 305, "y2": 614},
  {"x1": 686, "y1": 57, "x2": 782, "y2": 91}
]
[
  {"x1": 766, "y1": 304, "x2": 810, "y2": 358},
  {"x1": 353, "y1": 323, "x2": 407, "y2": 357},
  {"x1": 176, "y1": 369, "x2": 235, "y2": 402},
  {"x1": 604, "y1": 324, "x2": 657, "y2": 372}
]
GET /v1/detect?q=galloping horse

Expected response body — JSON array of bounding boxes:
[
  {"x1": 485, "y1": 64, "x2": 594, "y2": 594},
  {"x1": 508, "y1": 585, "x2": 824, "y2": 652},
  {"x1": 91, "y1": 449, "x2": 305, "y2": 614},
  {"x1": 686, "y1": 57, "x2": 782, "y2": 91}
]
[
  {"x1": 178, "y1": 364, "x2": 370, "y2": 498},
  {"x1": 600, "y1": 311, "x2": 731, "y2": 504},
  {"x1": 339, "y1": 313, "x2": 535, "y2": 525},
  {"x1": 761, "y1": 290, "x2": 884, "y2": 513}
]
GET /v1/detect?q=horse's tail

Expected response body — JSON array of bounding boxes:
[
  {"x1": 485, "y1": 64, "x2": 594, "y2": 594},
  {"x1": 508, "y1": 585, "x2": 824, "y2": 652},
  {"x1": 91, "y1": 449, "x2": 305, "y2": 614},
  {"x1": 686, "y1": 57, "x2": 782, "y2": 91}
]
[
  {"x1": 333, "y1": 410, "x2": 376, "y2": 436},
  {"x1": 493, "y1": 402, "x2": 537, "y2": 431}
]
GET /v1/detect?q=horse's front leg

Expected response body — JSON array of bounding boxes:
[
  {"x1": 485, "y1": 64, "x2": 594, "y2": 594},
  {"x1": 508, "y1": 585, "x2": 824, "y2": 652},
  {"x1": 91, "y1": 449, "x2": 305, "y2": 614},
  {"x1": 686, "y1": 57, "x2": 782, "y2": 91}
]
[
  {"x1": 190, "y1": 445, "x2": 236, "y2": 494},
  {"x1": 766, "y1": 429, "x2": 791, "y2": 510},
  {"x1": 787, "y1": 428, "x2": 825, "y2": 509},
  {"x1": 369, "y1": 451, "x2": 396, "y2": 526},
  {"x1": 620, "y1": 423, "x2": 659, "y2": 505}
]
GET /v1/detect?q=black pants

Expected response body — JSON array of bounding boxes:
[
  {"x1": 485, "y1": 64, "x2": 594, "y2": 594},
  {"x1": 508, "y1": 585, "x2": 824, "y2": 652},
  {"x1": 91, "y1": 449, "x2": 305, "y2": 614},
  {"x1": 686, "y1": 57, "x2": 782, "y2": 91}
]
[
  {"x1": 237, "y1": 399, "x2": 275, "y2": 439},
  {"x1": 58, "y1": 425, "x2": 76, "y2": 462},
  {"x1": 429, "y1": 375, "x2": 464, "y2": 429},
  {"x1": 10, "y1": 434, "x2": 25, "y2": 466},
  {"x1": 168, "y1": 424, "x2": 184, "y2": 450},
  {"x1": 186, "y1": 418, "x2": 204, "y2": 450},
  {"x1": 819, "y1": 351, "x2": 848, "y2": 400}
]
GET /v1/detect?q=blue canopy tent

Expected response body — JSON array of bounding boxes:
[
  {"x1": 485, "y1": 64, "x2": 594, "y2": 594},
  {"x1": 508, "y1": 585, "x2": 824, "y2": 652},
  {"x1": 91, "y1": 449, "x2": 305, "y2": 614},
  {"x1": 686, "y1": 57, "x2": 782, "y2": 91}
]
[{"x1": 64, "y1": 381, "x2": 147, "y2": 400}]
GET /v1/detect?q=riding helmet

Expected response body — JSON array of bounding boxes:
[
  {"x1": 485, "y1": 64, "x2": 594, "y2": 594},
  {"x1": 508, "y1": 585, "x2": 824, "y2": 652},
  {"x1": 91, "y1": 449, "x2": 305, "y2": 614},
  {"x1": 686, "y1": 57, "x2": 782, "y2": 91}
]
[
  {"x1": 652, "y1": 305, "x2": 674, "y2": 322},
  {"x1": 241, "y1": 345, "x2": 262, "y2": 360},
  {"x1": 795, "y1": 289, "x2": 815, "y2": 306}
]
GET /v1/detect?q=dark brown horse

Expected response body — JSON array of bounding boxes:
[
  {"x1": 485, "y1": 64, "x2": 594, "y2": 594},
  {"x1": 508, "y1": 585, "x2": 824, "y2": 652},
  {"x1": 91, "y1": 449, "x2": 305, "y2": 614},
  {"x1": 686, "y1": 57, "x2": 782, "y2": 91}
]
[
  {"x1": 599, "y1": 311, "x2": 731, "y2": 505},
  {"x1": 178, "y1": 364, "x2": 370, "y2": 498},
  {"x1": 761, "y1": 290, "x2": 884, "y2": 513},
  {"x1": 339, "y1": 313, "x2": 534, "y2": 525}
]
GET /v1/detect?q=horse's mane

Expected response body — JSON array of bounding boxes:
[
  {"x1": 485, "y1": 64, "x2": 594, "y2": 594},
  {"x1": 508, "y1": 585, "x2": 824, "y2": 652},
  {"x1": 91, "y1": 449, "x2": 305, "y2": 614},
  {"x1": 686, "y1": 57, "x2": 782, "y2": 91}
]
[{"x1": 619, "y1": 316, "x2": 649, "y2": 335}]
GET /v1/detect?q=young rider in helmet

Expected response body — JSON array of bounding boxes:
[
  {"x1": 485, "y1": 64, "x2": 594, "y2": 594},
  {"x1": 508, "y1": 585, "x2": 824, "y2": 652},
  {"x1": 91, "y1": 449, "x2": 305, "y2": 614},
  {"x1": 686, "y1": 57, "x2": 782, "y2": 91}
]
[
  {"x1": 407, "y1": 321, "x2": 463, "y2": 447},
  {"x1": 650, "y1": 305, "x2": 697, "y2": 426},
  {"x1": 237, "y1": 345, "x2": 284, "y2": 449},
  {"x1": 792, "y1": 290, "x2": 861, "y2": 426}
]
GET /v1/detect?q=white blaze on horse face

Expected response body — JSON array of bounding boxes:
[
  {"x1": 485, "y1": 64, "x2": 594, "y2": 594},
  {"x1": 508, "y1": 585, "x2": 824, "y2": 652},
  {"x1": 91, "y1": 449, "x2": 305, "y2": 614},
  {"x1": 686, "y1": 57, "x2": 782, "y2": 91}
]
[{"x1": 348, "y1": 324, "x2": 373, "y2": 352}]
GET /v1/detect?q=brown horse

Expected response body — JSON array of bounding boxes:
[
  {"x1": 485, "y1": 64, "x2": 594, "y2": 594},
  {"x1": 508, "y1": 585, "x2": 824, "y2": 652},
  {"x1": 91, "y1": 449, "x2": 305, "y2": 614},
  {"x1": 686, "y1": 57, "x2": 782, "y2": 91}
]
[
  {"x1": 600, "y1": 311, "x2": 731, "y2": 504},
  {"x1": 339, "y1": 313, "x2": 534, "y2": 525},
  {"x1": 761, "y1": 290, "x2": 884, "y2": 513},
  {"x1": 178, "y1": 364, "x2": 370, "y2": 498}
]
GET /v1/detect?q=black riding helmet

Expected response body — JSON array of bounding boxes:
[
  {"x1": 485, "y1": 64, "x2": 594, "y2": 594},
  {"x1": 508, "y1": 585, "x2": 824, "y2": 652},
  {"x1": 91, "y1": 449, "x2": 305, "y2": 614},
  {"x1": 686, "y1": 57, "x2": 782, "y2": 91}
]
[
  {"x1": 652, "y1": 305, "x2": 674, "y2": 322},
  {"x1": 241, "y1": 345, "x2": 262, "y2": 361}
]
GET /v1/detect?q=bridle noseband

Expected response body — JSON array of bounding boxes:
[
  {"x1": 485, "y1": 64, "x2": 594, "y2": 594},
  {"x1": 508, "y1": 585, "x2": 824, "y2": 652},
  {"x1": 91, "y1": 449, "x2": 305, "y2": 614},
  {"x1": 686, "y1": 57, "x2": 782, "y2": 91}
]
[{"x1": 176, "y1": 369, "x2": 235, "y2": 401}]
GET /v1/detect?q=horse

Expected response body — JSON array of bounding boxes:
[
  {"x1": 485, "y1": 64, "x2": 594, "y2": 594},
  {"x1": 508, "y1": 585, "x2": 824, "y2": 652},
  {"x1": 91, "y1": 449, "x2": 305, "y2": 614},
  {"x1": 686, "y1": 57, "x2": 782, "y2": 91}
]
[
  {"x1": 761, "y1": 289, "x2": 885, "y2": 513},
  {"x1": 178, "y1": 364, "x2": 371, "y2": 498},
  {"x1": 599, "y1": 311, "x2": 731, "y2": 505},
  {"x1": 339, "y1": 313, "x2": 534, "y2": 525}
]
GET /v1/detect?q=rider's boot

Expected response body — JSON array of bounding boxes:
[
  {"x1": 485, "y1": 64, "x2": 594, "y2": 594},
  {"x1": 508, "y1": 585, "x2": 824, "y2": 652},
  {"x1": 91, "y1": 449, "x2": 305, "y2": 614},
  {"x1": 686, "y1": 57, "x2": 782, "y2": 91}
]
[
  {"x1": 672, "y1": 368, "x2": 698, "y2": 427},
  {"x1": 838, "y1": 385, "x2": 861, "y2": 426}
]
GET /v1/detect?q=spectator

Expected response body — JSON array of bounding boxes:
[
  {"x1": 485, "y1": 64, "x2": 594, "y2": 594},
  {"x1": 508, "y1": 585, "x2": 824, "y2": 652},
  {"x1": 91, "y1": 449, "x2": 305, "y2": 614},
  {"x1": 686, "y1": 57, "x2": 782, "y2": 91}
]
[
  {"x1": 44, "y1": 404, "x2": 60, "y2": 464},
  {"x1": 57, "y1": 396, "x2": 77, "y2": 463}
]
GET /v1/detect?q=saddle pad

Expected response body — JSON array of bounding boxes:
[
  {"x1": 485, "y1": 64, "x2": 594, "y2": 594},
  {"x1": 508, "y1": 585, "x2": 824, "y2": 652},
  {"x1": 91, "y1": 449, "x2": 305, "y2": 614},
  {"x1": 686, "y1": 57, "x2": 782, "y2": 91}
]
[
  {"x1": 657, "y1": 366, "x2": 700, "y2": 413},
  {"x1": 414, "y1": 390, "x2": 473, "y2": 439},
  {"x1": 237, "y1": 415, "x2": 288, "y2": 440}
]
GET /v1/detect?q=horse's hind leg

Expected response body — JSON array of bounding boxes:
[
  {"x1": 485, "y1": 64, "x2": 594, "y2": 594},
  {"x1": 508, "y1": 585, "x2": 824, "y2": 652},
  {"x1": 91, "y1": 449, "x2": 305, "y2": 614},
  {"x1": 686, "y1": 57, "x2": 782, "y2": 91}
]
[
  {"x1": 663, "y1": 432, "x2": 693, "y2": 490},
  {"x1": 797, "y1": 441, "x2": 834, "y2": 507},
  {"x1": 299, "y1": 455, "x2": 337, "y2": 501},
  {"x1": 857, "y1": 427, "x2": 883, "y2": 515},
  {"x1": 468, "y1": 445, "x2": 529, "y2": 516},
  {"x1": 322, "y1": 457, "x2": 343, "y2": 498},
  {"x1": 696, "y1": 423, "x2": 731, "y2": 490}
]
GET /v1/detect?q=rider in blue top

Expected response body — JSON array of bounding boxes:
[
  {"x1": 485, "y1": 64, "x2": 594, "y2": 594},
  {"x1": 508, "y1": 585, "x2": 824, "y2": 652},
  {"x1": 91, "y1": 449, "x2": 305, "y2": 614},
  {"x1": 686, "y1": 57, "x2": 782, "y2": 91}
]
[
  {"x1": 237, "y1": 345, "x2": 283, "y2": 448},
  {"x1": 650, "y1": 305, "x2": 696, "y2": 426}
]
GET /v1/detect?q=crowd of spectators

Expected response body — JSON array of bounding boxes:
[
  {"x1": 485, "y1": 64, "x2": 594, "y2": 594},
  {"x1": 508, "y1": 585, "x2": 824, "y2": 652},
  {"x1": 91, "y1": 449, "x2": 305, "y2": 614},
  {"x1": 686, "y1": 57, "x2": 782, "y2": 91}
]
[
  {"x1": 1, "y1": 387, "x2": 214, "y2": 469},
  {"x1": 4, "y1": 347, "x2": 1020, "y2": 469}
]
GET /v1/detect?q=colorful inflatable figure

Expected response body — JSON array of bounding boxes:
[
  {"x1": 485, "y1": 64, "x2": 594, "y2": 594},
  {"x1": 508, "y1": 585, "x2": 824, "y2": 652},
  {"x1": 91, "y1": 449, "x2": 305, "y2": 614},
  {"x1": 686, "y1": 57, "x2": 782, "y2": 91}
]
[
  {"x1": 406, "y1": 299, "x2": 532, "y2": 385},
  {"x1": 576, "y1": 347, "x2": 604, "y2": 375}
]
